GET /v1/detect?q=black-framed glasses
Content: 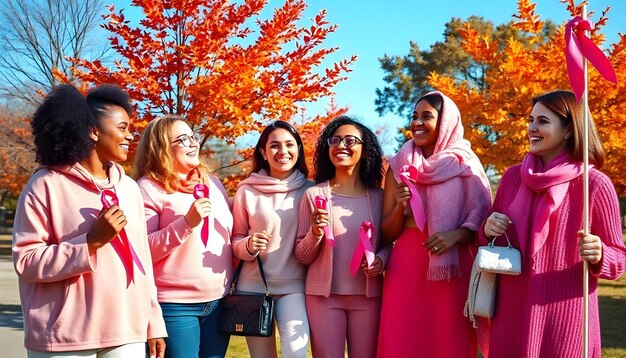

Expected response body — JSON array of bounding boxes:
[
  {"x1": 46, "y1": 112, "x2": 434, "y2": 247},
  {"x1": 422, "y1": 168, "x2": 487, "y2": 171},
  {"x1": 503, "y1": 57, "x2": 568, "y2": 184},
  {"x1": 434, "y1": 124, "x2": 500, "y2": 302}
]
[
  {"x1": 327, "y1": 135, "x2": 363, "y2": 148},
  {"x1": 172, "y1": 133, "x2": 201, "y2": 147}
]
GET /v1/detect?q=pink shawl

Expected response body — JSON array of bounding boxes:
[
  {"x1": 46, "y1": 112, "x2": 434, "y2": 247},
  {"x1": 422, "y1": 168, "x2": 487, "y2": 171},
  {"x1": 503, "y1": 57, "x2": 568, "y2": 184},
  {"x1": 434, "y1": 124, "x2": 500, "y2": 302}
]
[
  {"x1": 388, "y1": 91, "x2": 491, "y2": 281},
  {"x1": 508, "y1": 151, "x2": 585, "y2": 258}
]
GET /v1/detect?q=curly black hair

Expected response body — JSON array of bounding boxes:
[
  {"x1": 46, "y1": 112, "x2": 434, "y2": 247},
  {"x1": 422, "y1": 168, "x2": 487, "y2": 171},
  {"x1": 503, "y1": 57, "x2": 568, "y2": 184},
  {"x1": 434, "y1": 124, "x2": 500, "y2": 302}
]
[
  {"x1": 31, "y1": 84, "x2": 132, "y2": 166},
  {"x1": 252, "y1": 120, "x2": 309, "y2": 177},
  {"x1": 314, "y1": 116, "x2": 384, "y2": 188}
]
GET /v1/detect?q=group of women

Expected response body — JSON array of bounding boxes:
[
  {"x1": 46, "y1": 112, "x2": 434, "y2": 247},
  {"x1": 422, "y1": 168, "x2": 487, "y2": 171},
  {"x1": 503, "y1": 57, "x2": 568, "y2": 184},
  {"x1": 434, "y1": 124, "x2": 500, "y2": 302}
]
[{"x1": 11, "y1": 83, "x2": 626, "y2": 358}]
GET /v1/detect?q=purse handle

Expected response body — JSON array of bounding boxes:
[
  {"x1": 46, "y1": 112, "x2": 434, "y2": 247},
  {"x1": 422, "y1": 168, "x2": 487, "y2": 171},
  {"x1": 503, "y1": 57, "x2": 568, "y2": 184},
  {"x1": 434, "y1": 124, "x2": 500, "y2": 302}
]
[
  {"x1": 488, "y1": 232, "x2": 513, "y2": 249},
  {"x1": 229, "y1": 255, "x2": 270, "y2": 296}
]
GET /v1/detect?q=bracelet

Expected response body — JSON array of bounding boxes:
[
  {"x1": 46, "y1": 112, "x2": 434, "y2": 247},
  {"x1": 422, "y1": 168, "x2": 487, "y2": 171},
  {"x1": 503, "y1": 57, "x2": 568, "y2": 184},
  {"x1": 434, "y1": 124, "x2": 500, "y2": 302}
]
[{"x1": 245, "y1": 239, "x2": 258, "y2": 256}]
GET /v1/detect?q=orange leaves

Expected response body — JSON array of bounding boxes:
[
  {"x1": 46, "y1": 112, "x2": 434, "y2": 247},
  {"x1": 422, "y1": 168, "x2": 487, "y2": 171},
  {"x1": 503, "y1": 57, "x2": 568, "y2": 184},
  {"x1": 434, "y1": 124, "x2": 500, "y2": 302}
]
[{"x1": 513, "y1": 0, "x2": 544, "y2": 35}]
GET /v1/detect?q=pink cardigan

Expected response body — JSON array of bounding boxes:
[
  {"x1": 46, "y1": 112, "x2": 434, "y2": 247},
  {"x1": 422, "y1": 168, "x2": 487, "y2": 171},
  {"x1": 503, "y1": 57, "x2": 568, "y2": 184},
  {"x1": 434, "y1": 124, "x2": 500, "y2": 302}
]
[
  {"x1": 12, "y1": 164, "x2": 166, "y2": 352},
  {"x1": 294, "y1": 182, "x2": 391, "y2": 298},
  {"x1": 137, "y1": 176, "x2": 233, "y2": 303},
  {"x1": 477, "y1": 165, "x2": 626, "y2": 357}
]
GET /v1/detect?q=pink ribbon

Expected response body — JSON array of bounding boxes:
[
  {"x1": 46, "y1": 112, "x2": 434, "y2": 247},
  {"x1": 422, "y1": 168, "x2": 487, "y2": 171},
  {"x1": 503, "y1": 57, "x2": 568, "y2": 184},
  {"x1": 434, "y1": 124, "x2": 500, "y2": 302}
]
[
  {"x1": 193, "y1": 183, "x2": 210, "y2": 247},
  {"x1": 100, "y1": 189, "x2": 146, "y2": 287},
  {"x1": 565, "y1": 16, "x2": 617, "y2": 102},
  {"x1": 350, "y1": 221, "x2": 376, "y2": 276},
  {"x1": 399, "y1": 165, "x2": 426, "y2": 231},
  {"x1": 314, "y1": 195, "x2": 335, "y2": 248}
]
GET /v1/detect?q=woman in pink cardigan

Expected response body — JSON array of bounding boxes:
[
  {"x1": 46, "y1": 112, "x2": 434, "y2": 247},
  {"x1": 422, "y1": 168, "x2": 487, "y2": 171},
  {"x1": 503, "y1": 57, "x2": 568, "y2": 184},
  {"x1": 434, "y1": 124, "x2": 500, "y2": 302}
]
[
  {"x1": 295, "y1": 116, "x2": 389, "y2": 358},
  {"x1": 377, "y1": 91, "x2": 492, "y2": 358},
  {"x1": 133, "y1": 115, "x2": 233, "y2": 358},
  {"x1": 231, "y1": 120, "x2": 313, "y2": 358},
  {"x1": 481, "y1": 90, "x2": 626, "y2": 357},
  {"x1": 12, "y1": 84, "x2": 166, "y2": 357}
]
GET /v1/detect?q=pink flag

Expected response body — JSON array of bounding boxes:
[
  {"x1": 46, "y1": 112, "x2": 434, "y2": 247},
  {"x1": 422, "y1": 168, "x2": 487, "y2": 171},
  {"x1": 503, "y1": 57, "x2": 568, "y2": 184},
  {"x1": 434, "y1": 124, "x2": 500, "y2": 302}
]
[
  {"x1": 193, "y1": 183, "x2": 210, "y2": 247},
  {"x1": 314, "y1": 195, "x2": 335, "y2": 248}
]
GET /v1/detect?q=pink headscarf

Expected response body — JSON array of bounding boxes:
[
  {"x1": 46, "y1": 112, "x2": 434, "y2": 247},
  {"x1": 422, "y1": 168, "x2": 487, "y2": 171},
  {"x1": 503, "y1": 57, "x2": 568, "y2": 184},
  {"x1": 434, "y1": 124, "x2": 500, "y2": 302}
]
[
  {"x1": 508, "y1": 150, "x2": 585, "y2": 259},
  {"x1": 388, "y1": 91, "x2": 491, "y2": 281}
]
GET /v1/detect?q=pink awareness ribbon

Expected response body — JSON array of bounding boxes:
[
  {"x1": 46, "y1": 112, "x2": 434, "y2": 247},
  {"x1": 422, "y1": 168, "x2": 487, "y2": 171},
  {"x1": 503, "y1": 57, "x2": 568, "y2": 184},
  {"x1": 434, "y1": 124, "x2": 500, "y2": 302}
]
[
  {"x1": 193, "y1": 183, "x2": 210, "y2": 247},
  {"x1": 350, "y1": 221, "x2": 376, "y2": 276},
  {"x1": 100, "y1": 189, "x2": 146, "y2": 287},
  {"x1": 565, "y1": 16, "x2": 617, "y2": 102},
  {"x1": 314, "y1": 195, "x2": 335, "y2": 248},
  {"x1": 399, "y1": 165, "x2": 426, "y2": 231}
]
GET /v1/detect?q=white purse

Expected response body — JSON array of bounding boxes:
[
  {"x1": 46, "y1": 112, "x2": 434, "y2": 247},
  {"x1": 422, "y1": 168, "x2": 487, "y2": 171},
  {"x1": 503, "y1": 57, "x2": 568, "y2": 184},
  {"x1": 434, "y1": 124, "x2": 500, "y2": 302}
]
[{"x1": 476, "y1": 233, "x2": 521, "y2": 275}]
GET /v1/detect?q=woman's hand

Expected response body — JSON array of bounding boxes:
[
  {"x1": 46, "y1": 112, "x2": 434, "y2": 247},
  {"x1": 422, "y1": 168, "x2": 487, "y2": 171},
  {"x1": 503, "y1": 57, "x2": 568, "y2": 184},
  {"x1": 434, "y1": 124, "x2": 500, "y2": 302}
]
[
  {"x1": 147, "y1": 337, "x2": 166, "y2": 358},
  {"x1": 311, "y1": 207, "x2": 329, "y2": 237},
  {"x1": 394, "y1": 182, "x2": 412, "y2": 209},
  {"x1": 423, "y1": 229, "x2": 464, "y2": 255},
  {"x1": 87, "y1": 205, "x2": 127, "y2": 254},
  {"x1": 578, "y1": 230, "x2": 603, "y2": 264},
  {"x1": 362, "y1": 256, "x2": 384, "y2": 277},
  {"x1": 246, "y1": 231, "x2": 272, "y2": 255},
  {"x1": 483, "y1": 212, "x2": 512, "y2": 239},
  {"x1": 184, "y1": 197, "x2": 211, "y2": 228}
]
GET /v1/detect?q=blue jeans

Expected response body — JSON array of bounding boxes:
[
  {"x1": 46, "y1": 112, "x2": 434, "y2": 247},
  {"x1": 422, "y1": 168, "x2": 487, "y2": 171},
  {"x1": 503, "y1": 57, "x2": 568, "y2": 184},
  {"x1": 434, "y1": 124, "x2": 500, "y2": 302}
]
[{"x1": 160, "y1": 300, "x2": 230, "y2": 358}]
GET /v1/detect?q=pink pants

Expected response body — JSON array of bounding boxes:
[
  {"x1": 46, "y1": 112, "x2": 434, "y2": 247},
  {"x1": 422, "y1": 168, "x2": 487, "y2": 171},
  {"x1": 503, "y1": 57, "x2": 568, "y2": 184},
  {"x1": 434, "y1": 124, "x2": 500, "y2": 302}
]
[{"x1": 306, "y1": 294, "x2": 381, "y2": 358}]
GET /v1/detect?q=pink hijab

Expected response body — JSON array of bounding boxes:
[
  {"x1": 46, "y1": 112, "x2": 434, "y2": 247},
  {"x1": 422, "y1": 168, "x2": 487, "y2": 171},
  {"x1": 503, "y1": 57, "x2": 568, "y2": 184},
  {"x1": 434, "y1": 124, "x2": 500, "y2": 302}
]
[{"x1": 388, "y1": 91, "x2": 491, "y2": 281}]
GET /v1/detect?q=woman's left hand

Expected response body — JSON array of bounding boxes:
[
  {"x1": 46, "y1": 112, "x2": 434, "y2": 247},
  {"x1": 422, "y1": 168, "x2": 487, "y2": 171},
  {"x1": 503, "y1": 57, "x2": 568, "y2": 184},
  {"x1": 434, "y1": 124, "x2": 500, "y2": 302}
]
[
  {"x1": 577, "y1": 230, "x2": 603, "y2": 264},
  {"x1": 147, "y1": 337, "x2": 166, "y2": 358},
  {"x1": 424, "y1": 230, "x2": 461, "y2": 255},
  {"x1": 362, "y1": 256, "x2": 384, "y2": 277}
]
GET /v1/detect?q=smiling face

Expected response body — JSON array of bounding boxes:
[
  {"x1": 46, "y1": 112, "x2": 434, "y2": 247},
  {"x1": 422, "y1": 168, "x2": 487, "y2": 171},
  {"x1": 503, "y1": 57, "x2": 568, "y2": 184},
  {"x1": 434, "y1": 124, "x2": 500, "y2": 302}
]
[
  {"x1": 93, "y1": 105, "x2": 134, "y2": 163},
  {"x1": 411, "y1": 99, "x2": 440, "y2": 157},
  {"x1": 261, "y1": 127, "x2": 299, "y2": 180},
  {"x1": 528, "y1": 101, "x2": 571, "y2": 164},
  {"x1": 328, "y1": 124, "x2": 363, "y2": 170},
  {"x1": 169, "y1": 120, "x2": 200, "y2": 177}
]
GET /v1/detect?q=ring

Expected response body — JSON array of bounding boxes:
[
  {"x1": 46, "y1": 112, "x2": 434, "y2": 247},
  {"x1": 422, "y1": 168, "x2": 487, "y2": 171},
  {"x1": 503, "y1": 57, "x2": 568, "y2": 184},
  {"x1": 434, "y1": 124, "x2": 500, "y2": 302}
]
[
  {"x1": 315, "y1": 219, "x2": 320, "y2": 224},
  {"x1": 434, "y1": 246, "x2": 439, "y2": 251}
]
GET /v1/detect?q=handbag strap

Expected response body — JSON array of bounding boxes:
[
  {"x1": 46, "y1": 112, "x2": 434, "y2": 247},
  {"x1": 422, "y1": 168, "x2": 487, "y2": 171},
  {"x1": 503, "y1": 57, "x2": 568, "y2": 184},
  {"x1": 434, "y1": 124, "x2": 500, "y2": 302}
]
[
  {"x1": 488, "y1": 232, "x2": 513, "y2": 248},
  {"x1": 229, "y1": 255, "x2": 270, "y2": 296}
]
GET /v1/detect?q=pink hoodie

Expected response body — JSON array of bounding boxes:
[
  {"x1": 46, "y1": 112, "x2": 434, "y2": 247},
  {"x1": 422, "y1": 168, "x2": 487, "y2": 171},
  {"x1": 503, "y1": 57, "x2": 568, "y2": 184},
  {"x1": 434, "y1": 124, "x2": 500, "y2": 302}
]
[{"x1": 12, "y1": 163, "x2": 166, "y2": 352}]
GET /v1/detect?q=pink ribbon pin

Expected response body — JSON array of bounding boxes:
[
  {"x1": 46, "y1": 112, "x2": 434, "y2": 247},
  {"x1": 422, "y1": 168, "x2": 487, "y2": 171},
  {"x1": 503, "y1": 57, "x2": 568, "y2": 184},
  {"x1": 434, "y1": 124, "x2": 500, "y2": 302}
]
[
  {"x1": 193, "y1": 183, "x2": 210, "y2": 247},
  {"x1": 350, "y1": 221, "x2": 376, "y2": 276},
  {"x1": 565, "y1": 16, "x2": 617, "y2": 102},
  {"x1": 100, "y1": 189, "x2": 146, "y2": 287},
  {"x1": 399, "y1": 165, "x2": 426, "y2": 232},
  {"x1": 314, "y1": 195, "x2": 335, "y2": 248}
]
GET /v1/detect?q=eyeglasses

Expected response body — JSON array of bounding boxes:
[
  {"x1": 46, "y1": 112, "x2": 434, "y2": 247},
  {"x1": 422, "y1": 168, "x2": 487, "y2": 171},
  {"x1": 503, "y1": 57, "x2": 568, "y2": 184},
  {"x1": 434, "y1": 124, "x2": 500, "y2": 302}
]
[
  {"x1": 327, "y1": 135, "x2": 363, "y2": 148},
  {"x1": 172, "y1": 133, "x2": 201, "y2": 147}
]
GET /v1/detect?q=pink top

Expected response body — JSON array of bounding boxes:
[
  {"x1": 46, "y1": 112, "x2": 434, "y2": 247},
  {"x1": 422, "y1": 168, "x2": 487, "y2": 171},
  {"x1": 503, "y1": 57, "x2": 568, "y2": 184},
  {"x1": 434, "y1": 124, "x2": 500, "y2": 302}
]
[
  {"x1": 137, "y1": 176, "x2": 233, "y2": 303},
  {"x1": 12, "y1": 163, "x2": 166, "y2": 352},
  {"x1": 294, "y1": 182, "x2": 391, "y2": 298},
  {"x1": 477, "y1": 165, "x2": 626, "y2": 357}
]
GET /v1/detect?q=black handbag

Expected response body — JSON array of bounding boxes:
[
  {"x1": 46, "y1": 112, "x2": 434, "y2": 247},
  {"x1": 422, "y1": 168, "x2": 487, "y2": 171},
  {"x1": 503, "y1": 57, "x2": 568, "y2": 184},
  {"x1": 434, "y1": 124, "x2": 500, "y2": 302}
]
[{"x1": 219, "y1": 255, "x2": 275, "y2": 337}]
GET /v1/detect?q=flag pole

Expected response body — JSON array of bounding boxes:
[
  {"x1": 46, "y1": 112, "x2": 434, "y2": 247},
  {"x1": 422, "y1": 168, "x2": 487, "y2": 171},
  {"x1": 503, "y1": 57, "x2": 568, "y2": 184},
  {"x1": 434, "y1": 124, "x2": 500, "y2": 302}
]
[{"x1": 581, "y1": 4, "x2": 590, "y2": 358}]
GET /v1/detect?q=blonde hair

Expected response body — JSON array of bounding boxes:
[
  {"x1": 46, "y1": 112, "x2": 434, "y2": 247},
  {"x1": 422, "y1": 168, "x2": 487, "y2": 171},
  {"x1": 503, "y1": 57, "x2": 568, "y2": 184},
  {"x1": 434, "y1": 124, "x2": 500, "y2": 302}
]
[{"x1": 132, "y1": 114, "x2": 208, "y2": 193}]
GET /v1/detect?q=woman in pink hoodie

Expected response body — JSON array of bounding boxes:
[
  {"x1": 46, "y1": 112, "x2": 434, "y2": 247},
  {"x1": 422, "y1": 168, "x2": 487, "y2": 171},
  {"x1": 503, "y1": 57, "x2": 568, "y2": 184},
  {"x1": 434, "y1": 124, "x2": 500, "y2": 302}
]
[
  {"x1": 133, "y1": 114, "x2": 233, "y2": 358},
  {"x1": 231, "y1": 120, "x2": 313, "y2": 358},
  {"x1": 295, "y1": 116, "x2": 389, "y2": 358},
  {"x1": 12, "y1": 84, "x2": 167, "y2": 358}
]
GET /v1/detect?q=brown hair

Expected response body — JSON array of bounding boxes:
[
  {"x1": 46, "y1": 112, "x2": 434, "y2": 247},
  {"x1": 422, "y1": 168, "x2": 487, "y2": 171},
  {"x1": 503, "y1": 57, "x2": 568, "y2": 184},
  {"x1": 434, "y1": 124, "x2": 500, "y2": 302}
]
[
  {"x1": 532, "y1": 90, "x2": 605, "y2": 168},
  {"x1": 132, "y1": 114, "x2": 208, "y2": 192}
]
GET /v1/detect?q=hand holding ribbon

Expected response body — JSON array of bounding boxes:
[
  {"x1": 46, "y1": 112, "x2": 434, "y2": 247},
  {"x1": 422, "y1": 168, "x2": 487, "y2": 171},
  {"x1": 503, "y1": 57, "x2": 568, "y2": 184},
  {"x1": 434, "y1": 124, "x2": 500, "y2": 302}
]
[
  {"x1": 100, "y1": 189, "x2": 146, "y2": 287},
  {"x1": 350, "y1": 221, "x2": 376, "y2": 276},
  {"x1": 399, "y1": 165, "x2": 426, "y2": 231},
  {"x1": 565, "y1": 16, "x2": 617, "y2": 102},
  {"x1": 193, "y1": 183, "x2": 210, "y2": 247},
  {"x1": 314, "y1": 195, "x2": 335, "y2": 248}
]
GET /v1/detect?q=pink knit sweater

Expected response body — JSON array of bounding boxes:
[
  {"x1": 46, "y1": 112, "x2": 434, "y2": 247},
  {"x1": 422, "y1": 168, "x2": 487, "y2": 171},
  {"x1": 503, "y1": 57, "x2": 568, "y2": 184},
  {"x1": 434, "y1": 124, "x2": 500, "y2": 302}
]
[
  {"x1": 477, "y1": 165, "x2": 626, "y2": 357},
  {"x1": 294, "y1": 182, "x2": 391, "y2": 298}
]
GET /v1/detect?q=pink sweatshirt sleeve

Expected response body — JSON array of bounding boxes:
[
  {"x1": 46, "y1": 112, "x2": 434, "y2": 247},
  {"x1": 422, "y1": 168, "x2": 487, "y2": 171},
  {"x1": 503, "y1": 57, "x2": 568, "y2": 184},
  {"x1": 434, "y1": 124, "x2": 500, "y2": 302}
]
[
  {"x1": 231, "y1": 186, "x2": 257, "y2": 261},
  {"x1": 13, "y1": 191, "x2": 94, "y2": 283},
  {"x1": 294, "y1": 189, "x2": 324, "y2": 265}
]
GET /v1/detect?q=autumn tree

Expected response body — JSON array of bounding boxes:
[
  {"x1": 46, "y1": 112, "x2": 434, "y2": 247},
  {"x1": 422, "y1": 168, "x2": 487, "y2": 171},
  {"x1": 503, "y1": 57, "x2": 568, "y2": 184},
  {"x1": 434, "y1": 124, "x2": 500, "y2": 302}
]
[{"x1": 0, "y1": 108, "x2": 36, "y2": 205}]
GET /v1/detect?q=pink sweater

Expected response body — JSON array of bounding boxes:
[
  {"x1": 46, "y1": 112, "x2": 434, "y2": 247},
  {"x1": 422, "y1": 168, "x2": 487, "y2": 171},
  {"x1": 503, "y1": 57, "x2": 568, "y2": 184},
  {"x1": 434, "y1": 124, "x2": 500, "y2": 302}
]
[
  {"x1": 231, "y1": 169, "x2": 313, "y2": 294},
  {"x1": 137, "y1": 176, "x2": 233, "y2": 303},
  {"x1": 478, "y1": 165, "x2": 626, "y2": 357},
  {"x1": 294, "y1": 182, "x2": 391, "y2": 298},
  {"x1": 12, "y1": 163, "x2": 166, "y2": 352}
]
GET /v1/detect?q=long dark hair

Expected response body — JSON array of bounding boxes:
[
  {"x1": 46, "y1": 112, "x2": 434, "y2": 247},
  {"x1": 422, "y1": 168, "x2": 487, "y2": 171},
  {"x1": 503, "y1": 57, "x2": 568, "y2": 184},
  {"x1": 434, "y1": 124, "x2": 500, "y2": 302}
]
[{"x1": 252, "y1": 120, "x2": 308, "y2": 177}]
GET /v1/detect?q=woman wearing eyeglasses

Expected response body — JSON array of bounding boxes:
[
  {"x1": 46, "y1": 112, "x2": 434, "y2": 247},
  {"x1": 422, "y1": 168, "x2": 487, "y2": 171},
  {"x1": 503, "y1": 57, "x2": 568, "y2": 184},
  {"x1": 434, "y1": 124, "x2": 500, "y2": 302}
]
[
  {"x1": 133, "y1": 115, "x2": 233, "y2": 358},
  {"x1": 295, "y1": 116, "x2": 389, "y2": 358},
  {"x1": 376, "y1": 92, "x2": 491, "y2": 358}
]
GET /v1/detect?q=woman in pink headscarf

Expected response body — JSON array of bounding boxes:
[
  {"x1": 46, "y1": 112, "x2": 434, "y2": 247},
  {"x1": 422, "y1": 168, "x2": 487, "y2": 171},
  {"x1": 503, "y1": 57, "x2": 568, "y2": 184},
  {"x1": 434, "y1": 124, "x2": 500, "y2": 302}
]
[
  {"x1": 377, "y1": 91, "x2": 492, "y2": 357},
  {"x1": 480, "y1": 90, "x2": 626, "y2": 357}
]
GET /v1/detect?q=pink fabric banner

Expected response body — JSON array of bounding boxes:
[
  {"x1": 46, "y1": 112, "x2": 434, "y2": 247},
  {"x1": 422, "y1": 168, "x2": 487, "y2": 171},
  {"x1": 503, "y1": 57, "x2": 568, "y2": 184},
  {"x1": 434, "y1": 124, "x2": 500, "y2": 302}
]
[
  {"x1": 350, "y1": 221, "x2": 375, "y2": 276},
  {"x1": 314, "y1": 195, "x2": 335, "y2": 248},
  {"x1": 193, "y1": 183, "x2": 210, "y2": 247},
  {"x1": 565, "y1": 16, "x2": 617, "y2": 102},
  {"x1": 399, "y1": 165, "x2": 426, "y2": 231},
  {"x1": 100, "y1": 189, "x2": 146, "y2": 287}
]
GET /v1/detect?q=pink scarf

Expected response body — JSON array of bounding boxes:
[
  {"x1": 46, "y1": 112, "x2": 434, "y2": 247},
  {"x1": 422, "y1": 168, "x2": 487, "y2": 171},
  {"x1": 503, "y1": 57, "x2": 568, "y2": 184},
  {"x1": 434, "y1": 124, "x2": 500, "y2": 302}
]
[
  {"x1": 388, "y1": 91, "x2": 491, "y2": 281},
  {"x1": 508, "y1": 151, "x2": 584, "y2": 258}
]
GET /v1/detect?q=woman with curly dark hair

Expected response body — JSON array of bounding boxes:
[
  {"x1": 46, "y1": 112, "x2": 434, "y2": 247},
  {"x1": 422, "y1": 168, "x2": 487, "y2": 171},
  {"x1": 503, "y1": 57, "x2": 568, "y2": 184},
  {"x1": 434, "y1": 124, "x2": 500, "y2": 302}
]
[
  {"x1": 294, "y1": 116, "x2": 389, "y2": 358},
  {"x1": 12, "y1": 84, "x2": 166, "y2": 358}
]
